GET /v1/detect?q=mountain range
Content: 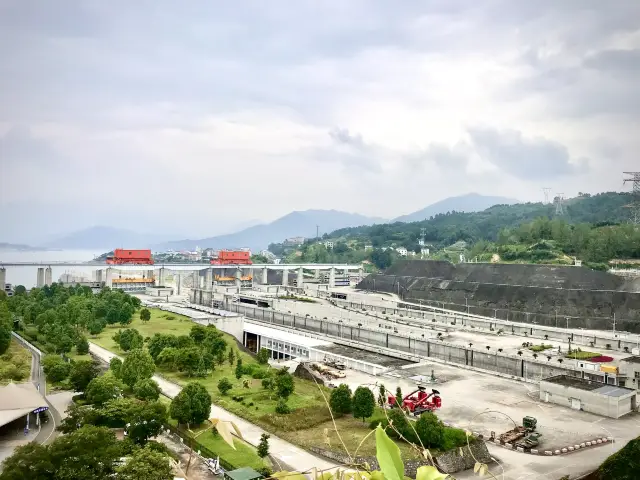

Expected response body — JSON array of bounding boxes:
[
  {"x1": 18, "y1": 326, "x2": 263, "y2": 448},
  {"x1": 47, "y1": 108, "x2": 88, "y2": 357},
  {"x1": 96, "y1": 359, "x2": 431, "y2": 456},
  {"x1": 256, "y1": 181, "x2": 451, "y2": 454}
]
[{"x1": 10, "y1": 193, "x2": 520, "y2": 251}]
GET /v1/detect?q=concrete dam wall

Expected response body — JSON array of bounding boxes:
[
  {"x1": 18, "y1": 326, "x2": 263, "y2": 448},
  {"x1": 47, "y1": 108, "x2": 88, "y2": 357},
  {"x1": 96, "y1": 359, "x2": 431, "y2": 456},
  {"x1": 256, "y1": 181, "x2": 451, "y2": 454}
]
[{"x1": 358, "y1": 260, "x2": 640, "y2": 332}]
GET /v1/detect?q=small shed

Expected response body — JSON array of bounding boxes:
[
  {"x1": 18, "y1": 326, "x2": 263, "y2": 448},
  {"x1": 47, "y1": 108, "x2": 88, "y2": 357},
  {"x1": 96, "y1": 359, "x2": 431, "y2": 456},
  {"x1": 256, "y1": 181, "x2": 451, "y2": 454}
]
[
  {"x1": 540, "y1": 375, "x2": 637, "y2": 418},
  {"x1": 224, "y1": 467, "x2": 263, "y2": 480}
]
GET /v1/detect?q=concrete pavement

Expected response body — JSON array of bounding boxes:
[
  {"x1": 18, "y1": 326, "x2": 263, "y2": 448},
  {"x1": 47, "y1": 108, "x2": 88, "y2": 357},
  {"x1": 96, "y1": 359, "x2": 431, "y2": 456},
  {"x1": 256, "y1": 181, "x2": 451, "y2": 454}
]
[{"x1": 89, "y1": 342, "x2": 339, "y2": 473}]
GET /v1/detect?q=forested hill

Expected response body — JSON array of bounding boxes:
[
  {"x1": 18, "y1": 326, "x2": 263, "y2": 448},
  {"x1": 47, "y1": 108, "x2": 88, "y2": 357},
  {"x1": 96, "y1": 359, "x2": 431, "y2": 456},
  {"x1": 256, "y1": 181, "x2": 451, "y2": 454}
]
[{"x1": 328, "y1": 192, "x2": 630, "y2": 247}]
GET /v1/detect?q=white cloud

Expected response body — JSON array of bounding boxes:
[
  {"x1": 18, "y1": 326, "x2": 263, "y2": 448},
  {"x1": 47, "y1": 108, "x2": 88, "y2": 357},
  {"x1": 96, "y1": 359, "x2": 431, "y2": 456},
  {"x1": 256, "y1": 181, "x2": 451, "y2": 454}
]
[{"x1": 1, "y1": 0, "x2": 639, "y2": 242}]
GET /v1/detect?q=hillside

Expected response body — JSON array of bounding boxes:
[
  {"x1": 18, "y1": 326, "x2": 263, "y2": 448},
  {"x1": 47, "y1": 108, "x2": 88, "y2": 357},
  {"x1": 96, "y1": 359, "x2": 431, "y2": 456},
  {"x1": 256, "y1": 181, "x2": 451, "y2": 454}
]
[
  {"x1": 393, "y1": 193, "x2": 518, "y2": 223},
  {"x1": 272, "y1": 192, "x2": 638, "y2": 270},
  {"x1": 156, "y1": 209, "x2": 384, "y2": 252}
]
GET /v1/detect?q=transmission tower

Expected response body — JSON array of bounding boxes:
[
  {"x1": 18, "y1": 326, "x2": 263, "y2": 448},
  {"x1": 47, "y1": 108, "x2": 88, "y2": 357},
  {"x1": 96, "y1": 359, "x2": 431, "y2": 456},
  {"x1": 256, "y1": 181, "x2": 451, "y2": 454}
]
[
  {"x1": 542, "y1": 187, "x2": 552, "y2": 204},
  {"x1": 623, "y1": 172, "x2": 640, "y2": 225},
  {"x1": 554, "y1": 193, "x2": 565, "y2": 215}
]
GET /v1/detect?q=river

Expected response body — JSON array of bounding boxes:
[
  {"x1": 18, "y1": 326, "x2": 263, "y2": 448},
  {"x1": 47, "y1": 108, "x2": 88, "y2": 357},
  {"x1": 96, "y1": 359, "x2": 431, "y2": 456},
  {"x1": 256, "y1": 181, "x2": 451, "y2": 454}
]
[{"x1": 0, "y1": 249, "x2": 100, "y2": 288}]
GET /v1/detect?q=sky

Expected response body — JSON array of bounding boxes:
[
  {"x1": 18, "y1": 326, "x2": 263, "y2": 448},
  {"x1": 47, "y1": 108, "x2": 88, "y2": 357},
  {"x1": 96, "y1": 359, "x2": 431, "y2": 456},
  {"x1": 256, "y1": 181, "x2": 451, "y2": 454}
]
[{"x1": 1, "y1": 0, "x2": 639, "y2": 244}]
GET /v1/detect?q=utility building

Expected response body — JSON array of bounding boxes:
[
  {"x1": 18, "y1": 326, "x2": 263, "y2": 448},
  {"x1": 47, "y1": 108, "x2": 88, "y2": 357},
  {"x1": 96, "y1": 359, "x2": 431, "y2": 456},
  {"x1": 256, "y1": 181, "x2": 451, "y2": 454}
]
[{"x1": 539, "y1": 375, "x2": 637, "y2": 419}]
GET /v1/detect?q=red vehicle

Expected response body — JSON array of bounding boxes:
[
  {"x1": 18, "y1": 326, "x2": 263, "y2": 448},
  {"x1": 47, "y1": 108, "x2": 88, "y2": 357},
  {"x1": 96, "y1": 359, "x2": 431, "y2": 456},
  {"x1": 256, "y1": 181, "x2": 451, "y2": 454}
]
[
  {"x1": 210, "y1": 250, "x2": 252, "y2": 265},
  {"x1": 388, "y1": 387, "x2": 441, "y2": 416},
  {"x1": 106, "y1": 249, "x2": 154, "y2": 265}
]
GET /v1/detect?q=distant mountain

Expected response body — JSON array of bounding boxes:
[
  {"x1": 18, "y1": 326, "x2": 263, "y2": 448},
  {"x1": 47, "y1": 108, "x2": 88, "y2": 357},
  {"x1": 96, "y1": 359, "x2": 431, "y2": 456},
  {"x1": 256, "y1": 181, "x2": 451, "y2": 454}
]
[
  {"x1": 156, "y1": 210, "x2": 384, "y2": 251},
  {"x1": 393, "y1": 193, "x2": 519, "y2": 223},
  {"x1": 0, "y1": 242, "x2": 49, "y2": 252},
  {"x1": 42, "y1": 226, "x2": 172, "y2": 250}
]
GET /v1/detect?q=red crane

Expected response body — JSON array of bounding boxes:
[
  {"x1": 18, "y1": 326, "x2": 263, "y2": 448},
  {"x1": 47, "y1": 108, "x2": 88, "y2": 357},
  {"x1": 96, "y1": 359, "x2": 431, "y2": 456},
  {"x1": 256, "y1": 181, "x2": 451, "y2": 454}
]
[{"x1": 388, "y1": 387, "x2": 441, "y2": 416}]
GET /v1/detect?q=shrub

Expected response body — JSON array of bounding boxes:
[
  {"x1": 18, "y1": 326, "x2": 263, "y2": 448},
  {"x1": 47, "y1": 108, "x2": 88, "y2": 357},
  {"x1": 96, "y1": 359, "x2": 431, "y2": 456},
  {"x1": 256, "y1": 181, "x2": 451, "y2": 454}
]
[
  {"x1": 75, "y1": 337, "x2": 89, "y2": 355},
  {"x1": 275, "y1": 398, "x2": 291, "y2": 414},
  {"x1": 43, "y1": 355, "x2": 71, "y2": 383},
  {"x1": 218, "y1": 377, "x2": 233, "y2": 395},
  {"x1": 441, "y1": 427, "x2": 468, "y2": 450}
]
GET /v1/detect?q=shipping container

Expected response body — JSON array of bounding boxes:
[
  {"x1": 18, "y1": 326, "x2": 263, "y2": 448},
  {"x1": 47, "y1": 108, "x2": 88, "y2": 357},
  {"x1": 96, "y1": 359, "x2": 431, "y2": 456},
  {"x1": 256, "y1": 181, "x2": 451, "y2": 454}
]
[{"x1": 106, "y1": 249, "x2": 154, "y2": 265}]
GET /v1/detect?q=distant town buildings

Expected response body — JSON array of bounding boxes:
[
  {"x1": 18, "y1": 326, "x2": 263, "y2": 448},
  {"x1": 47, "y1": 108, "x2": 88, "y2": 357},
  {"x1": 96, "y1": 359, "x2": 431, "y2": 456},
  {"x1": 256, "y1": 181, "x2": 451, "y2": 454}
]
[
  {"x1": 324, "y1": 241, "x2": 334, "y2": 249},
  {"x1": 364, "y1": 244, "x2": 373, "y2": 251},
  {"x1": 284, "y1": 236, "x2": 306, "y2": 246},
  {"x1": 396, "y1": 247, "x2": 408, "y2": 257}
]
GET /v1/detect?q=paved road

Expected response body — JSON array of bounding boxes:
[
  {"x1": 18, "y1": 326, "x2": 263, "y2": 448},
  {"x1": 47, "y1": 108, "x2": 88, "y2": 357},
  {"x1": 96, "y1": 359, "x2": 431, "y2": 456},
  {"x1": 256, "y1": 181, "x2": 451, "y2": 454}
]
[
  {"x1": 89, "y1": 342, "x2": 339, "y2": 474},
  {"x1": 10, "y1": 333, "x2": 62, "y2": 445}
]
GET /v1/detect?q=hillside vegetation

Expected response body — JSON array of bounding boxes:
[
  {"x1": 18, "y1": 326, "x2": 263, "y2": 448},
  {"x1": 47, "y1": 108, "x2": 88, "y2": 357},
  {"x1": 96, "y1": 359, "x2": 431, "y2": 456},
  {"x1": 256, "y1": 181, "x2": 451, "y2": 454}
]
[{"x1": 270, "y1": 193, "x2": 638, "y2": 270}]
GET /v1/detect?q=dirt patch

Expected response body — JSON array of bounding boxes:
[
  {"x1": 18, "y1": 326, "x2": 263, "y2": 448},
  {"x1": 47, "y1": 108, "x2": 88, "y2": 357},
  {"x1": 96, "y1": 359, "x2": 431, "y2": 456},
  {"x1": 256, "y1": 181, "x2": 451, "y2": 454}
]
[{"x1": 158, "y1": 432, "x2": 218, "y2": 480}]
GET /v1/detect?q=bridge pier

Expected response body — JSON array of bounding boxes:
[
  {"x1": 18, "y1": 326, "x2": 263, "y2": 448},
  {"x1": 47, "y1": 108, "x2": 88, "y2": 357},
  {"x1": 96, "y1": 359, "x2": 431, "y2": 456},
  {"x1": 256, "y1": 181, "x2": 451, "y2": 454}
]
[
  {"x1": 192, "y1": 271, "x2": 199, "y2": 289},
  {"x1": 105, "y1": 268, "x2": 113, "y2": 288},
  {"x1": 0, "y1": 267, "x2": 5, "y2": 292},
  {"x1": 157, "y1": 267, "x2": 166, "y2": 287},
  {"x1": 235, "y1": 268, "x2": 242, "y2": 292},
  {"x1": 314, "y1": 269, "x2": 320, "y2": 280},
  {"x1": 262, "y1": 267, "x2": 268, "y2": 284},
  {"x1": 329, "y1": 267, "x2": 336, "y2": 288},
  {"x1": 205, "y1": 268, "x2": 213, "y2": 290},
  {"x1": 282, "y1": 268, "x2": 289, "y2": 287},
  {"x1": 36, "y1": 268, "x2": 45, "y2": 287},
  {"x1": 176, "y1": 274, "x2": 181, "y2": 295},
  {"x1": 95, "y1": 269, "x2": 103, "y2": 283},
  {"x1": 44, "y1": 267, "x2": 52, "y2": 286},
  {"x1": 297, "y1": 267, "x2": 304, "y2": 289}
]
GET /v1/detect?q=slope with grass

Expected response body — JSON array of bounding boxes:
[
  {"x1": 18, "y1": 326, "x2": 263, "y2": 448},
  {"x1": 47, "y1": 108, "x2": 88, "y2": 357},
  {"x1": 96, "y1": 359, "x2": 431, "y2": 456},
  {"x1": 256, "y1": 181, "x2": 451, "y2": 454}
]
[{"x1": 0, "y1": 339, "x2": 32, "y2": 384}]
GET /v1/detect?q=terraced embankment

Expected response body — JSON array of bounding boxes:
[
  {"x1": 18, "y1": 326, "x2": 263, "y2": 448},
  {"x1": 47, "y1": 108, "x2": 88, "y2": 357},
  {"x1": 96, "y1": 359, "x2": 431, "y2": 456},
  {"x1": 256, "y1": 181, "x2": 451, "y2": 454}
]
[{"x1": 357, "y1": 260, "x2": 640, "y2": 332}]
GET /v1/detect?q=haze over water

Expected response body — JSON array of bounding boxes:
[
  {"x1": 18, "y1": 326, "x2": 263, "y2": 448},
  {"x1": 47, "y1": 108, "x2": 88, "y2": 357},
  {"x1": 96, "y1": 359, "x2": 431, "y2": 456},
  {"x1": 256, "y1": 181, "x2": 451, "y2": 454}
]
[{"x1": 0, "y1": 249, "x2": 98, "y2": 288}]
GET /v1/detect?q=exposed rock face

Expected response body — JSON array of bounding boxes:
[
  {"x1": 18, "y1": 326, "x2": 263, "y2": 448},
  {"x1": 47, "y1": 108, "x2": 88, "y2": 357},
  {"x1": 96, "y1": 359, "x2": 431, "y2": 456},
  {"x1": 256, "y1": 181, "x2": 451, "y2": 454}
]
[
  {"x1": 310, "y1": 439, "x2": 491, "y2": 476},
  {"x1": 293, "y1": 362, "x2": 326, "y2": 385}
]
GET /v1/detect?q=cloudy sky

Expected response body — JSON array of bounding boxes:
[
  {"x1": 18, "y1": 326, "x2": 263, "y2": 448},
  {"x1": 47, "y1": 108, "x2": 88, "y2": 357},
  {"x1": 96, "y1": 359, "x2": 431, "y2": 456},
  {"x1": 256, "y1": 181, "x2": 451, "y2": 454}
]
[{"x1": 1, "y1": 0, "x2": 639, "y2": 243}]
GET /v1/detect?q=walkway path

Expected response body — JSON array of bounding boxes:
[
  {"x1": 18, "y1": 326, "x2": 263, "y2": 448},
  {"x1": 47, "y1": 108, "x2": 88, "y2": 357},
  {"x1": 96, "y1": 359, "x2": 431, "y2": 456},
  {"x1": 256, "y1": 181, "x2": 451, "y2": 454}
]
[{"x1": 89, "y1": 342, "x2": 339, "y2": 473}]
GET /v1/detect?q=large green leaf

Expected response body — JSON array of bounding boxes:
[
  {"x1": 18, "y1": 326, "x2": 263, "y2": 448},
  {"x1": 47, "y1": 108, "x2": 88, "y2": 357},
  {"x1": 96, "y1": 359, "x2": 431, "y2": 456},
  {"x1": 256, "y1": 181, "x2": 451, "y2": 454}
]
[
  {"x1": 415, "y1": 466, "x2": 449, "y2": 480},
  {"x1": 375, "y1": 425, "x2": 404, "y2": 480}
]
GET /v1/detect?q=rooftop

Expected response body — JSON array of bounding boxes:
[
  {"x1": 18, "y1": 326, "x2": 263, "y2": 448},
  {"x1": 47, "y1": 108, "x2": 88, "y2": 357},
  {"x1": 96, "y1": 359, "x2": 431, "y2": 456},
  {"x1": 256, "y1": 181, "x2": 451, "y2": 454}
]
[{"x1": 542, "y1": 375, "x2": 636, "y2": 397}]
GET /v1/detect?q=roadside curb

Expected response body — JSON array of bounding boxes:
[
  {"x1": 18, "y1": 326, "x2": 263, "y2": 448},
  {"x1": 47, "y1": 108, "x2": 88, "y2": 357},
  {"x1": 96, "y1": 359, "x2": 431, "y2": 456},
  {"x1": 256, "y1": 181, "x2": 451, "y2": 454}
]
[{"x1": 441, "y1": 420, "x2": 614, "y2": 456}]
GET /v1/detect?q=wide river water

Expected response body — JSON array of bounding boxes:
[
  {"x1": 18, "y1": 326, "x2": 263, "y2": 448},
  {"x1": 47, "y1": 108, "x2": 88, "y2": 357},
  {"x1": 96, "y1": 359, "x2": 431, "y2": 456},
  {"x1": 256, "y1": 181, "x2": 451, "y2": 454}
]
[{"x1": 0, "y1": 249, "x2": 100, "y2": 288}]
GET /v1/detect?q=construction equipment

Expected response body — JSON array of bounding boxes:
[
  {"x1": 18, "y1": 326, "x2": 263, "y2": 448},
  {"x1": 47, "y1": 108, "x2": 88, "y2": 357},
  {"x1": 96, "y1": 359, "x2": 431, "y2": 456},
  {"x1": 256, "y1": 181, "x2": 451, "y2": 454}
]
[
  {"x1": 324, "y1": 358, "x2": 346, "y2": 370},
  {"x1": 515, "y1": 432, "x2": 542, "y2": 449},
  {"x1": 106, "y1": 249, "x2": 154, "y2": 265},
  {"x1": 210, "y1": 250, "x2": 252, "y2": 265},
  {"x1": 499, "y1": 416, "x2": 538, "y2": 444},
  {"x1": 387, "y1": 387, "x2": 442, "y2": 416}
]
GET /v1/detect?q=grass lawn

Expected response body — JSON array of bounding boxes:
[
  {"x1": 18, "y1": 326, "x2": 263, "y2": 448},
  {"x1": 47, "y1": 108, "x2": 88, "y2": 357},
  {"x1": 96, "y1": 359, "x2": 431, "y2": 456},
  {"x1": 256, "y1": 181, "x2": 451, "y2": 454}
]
[
  {"x1": 0, "y1": 339, "x2": 32, "y2": 384},
  {"x1": 565, "y1": 350, "x2": 601, "y2": 360},
  {"x1": 167, "y1": 418, "x2": 267, "y2": 470},
  {"x1": 91, "y1": 307, "x2": 196, "y2": 354},
  {"x1": 92, "y1": 307, "x2": 415, "y2": 462}
]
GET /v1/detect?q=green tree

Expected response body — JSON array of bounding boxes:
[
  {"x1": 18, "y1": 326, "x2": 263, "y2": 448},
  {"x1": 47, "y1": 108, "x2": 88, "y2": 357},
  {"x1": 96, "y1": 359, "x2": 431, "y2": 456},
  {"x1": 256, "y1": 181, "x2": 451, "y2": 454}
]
[
  {"x1": 120, "y1": 349, "x2": 155, "y2": 388},
  {"x1": 75, "y1": 336, "x2": 89, "y2": 355},
  {"x1": 275, "y1": 398, "x2": 291, "y2": 414},
  {"x1": 147, "y1": 334, "x2": 179, "y2": 361},
  {"x1": 42, "y1": 355, "x2": 71, "y2": 383},
  {"x1": 329, "y1": 384, "x2": 352, "y2": 415},
  {"x1": 414, "y1": 412, "x2": 445, "y2": 449},
  {"x1": 395, "y1": 387, "x2": 403, "y2": 404},
  {"x1": 139, "y1": 308, "x2": 151, "y2": 323},
  {"x1": 156, "y1": 347, "x2": 178, "y2": 370},
  {"x1": 133, "y1": 378, "x2": 161, "y2": 401},
  {"x1": 116, "y1": 445, "x2": 173, "y2": 480},
  {"x1": 109, "y1": 357, "x2": 123, "y2": 378},
  {"x1": 175, "y1": 347, "x2": 205, "y2": 377},
  {"x1": 69, "y1": 360, "x2": 100, "y2": 392},
  {"x1": 118, "y1": 302, "x2": 135, "y2": 326},
  {"x1": 217, "y1": 377, "x2": 233, "y2": 395},
  {"x1": 352, "y1": 386, "x2": 375, "y2": 422},
  {"x1": 598, "y1": 436, "x2": 640, "y2": 480},
  {"x1": 235, "y1": 358, "x2": 243, "y2": 379},
  {"x1": 85, "y1": 372, "x2": 124, "y2": 405},
  {"x1": 169, "y1": 382, "x2": 211, "y2": 426},
  {"x1": 257, "y1": 433, "x2": 270, "y2": 458},
  {"x1": 87, "y1": 317, "x2": 106, "y2": 336},
  {"x1": 125, "y1": 400, "x2": 167, "y2": 445},
  {"x1": 256, "y1": 347, "x2": 270, "y2": 365},
  {"x1": 189, "y1": 324, "x2": 208, "y2": 343},
  {"x1": 0, "y1": 307, "x2": 11, "y2": 355},
  {"x1": 227, "y1": 348, "x2": 236, "y2": 366},
  {"x1": 0, "y1": 442, "x2": 53, "y2": 479},
  {"x1": 48, "y1": 425, "x2": 122, "y2": 479},
  {"x1": 275, "y1": 372, "x2": 295, "y2": 399},
  {"x1": 116, "y1": 328, "x2": 144, "y2": 352}
]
